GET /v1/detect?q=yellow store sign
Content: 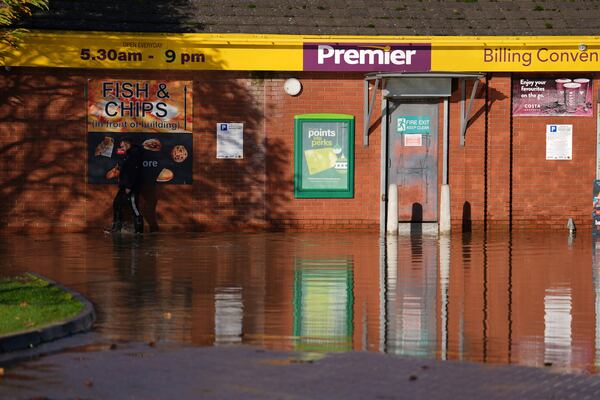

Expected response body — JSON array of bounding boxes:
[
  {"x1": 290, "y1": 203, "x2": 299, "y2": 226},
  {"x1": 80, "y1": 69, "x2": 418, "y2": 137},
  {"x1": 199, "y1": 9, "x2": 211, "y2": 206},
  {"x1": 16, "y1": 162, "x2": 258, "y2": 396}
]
[
  {"x1": 2, "y1": 31, "x2": 600, "y2": 72},
  {"x1": 2, "y1": 31, "x2": 303, "y2": 71},
  {"x1": 432, "y1": 37, "x2": 600, "y2": 72}
]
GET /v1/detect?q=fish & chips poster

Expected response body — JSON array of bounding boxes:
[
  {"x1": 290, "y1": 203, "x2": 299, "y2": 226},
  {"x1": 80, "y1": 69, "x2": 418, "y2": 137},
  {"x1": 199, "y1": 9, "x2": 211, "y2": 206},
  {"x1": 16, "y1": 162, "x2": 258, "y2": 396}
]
[
  {"x1": 87, "y1": 79, "x2": 193, "y2": 185},
  {"x1": 87, "y1": 79, "x2": 193, "y2": 132}
]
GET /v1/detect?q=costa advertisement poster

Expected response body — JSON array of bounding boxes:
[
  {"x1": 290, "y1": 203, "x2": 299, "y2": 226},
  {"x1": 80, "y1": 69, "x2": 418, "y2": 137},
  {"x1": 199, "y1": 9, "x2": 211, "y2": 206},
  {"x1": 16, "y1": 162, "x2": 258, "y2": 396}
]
[
  {"x1": 87, "y1": 132, "x2": 192, "y2": 185},
  {"x1": 87, "y1": 79, "x2": 193, "y2": 132},
  {"x1": 512, "y1": 77, "x2": 593, "y2": 116}
]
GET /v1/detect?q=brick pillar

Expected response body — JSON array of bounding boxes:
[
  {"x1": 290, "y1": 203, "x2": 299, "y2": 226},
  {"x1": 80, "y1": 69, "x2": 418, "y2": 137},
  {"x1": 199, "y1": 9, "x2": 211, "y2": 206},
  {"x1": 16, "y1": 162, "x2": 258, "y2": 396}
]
[{"x1": 486, "y1": 74, "x2": 512, "y2": 230}]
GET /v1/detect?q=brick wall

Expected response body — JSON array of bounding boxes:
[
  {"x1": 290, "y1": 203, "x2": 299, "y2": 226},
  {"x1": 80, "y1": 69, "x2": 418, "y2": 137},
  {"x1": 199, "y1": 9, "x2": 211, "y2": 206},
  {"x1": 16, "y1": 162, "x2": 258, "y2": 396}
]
[
  {"x1": 0, "y1": 68, "x2": 596, "y2": 232},
  {"x1": 265, "y1": 73, "x2": 381, "y2": 231},
  {"x1": 512, "y1": 75, "x2": 597, "y2": 230},
  {"x1": 448, "y1": 73, "x2": 596, "y2": 232},
  {"x1": 0, "y1": 68, "x2": 270, "y2": 233},
  {"x1": 448, "y1": 74, "x2": 513, "y2": 232}
]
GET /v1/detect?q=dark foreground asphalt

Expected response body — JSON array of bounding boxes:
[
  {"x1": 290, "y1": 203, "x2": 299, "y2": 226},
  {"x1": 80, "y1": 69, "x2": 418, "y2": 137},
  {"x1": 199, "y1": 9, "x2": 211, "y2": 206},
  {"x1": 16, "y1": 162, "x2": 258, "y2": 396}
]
[{"x1": 1, "y1": 336, "x2": 600, "y2": 400}]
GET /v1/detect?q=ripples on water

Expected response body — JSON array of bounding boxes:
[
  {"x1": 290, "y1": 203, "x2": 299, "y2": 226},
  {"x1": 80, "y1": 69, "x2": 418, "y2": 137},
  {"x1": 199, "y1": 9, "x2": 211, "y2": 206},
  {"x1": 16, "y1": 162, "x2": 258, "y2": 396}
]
[{"x1": 0, "y1": 231, "x2": 598, "y2": 373}]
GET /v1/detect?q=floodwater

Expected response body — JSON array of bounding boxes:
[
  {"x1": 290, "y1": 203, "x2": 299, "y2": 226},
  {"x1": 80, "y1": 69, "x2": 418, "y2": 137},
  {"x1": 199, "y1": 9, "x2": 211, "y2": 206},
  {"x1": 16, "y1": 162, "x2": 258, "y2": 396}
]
[{"x1": 1, "y1": 231, "x2": 600, "y2": 373}]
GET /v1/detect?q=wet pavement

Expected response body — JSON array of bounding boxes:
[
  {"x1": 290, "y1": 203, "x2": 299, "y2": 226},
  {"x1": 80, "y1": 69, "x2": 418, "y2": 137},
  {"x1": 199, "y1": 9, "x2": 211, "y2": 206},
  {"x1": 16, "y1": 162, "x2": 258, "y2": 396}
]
[
  {"x1": 4, "y1": 340, "x2": 600, "y2": 400},
  {"x1": 1, "y1": 231, "x2": 600, "y2": 398}
]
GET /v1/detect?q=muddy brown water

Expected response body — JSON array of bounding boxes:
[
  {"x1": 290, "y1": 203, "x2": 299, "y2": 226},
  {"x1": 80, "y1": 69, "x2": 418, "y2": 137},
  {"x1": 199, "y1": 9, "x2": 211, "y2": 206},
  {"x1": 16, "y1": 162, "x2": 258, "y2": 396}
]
[{"x1": 1, "y1": 231, "x2": 599, "y2": 373}]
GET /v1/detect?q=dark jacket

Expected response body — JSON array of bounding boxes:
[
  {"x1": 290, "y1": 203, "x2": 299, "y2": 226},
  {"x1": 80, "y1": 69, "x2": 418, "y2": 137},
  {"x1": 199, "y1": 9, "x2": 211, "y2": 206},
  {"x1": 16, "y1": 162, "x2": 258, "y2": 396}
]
[{"x1": 118, "y1": 144, "x2": 143, "y2": 191}]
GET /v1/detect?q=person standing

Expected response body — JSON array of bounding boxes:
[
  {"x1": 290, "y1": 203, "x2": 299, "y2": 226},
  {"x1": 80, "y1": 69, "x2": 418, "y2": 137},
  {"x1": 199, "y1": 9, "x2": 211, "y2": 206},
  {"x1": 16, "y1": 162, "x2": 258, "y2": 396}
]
[{"x1": 109, "y1": 139, "x2": 144, "y2": 234}]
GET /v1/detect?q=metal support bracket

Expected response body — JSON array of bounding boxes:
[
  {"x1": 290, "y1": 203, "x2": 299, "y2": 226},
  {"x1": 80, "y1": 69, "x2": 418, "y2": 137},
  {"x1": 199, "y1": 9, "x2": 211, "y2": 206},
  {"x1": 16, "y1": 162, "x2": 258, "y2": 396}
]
[
  {"x1": 363, "y1": 78, "x2": 380, "y2": 147},
  {"x1": 460, "y1": 78, "x2": 480, "y2": 146}
]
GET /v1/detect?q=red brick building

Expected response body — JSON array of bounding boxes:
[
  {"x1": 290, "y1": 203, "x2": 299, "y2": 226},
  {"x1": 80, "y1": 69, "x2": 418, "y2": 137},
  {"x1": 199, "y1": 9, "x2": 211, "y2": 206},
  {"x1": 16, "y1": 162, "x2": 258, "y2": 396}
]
[{"x1": 2, "y1": 1, "x2": 600, "y2": 233}]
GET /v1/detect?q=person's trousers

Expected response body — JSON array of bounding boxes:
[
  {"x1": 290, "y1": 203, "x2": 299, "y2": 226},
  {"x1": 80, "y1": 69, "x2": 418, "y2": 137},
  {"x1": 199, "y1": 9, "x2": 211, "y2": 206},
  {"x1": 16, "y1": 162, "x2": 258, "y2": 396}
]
[{"x1": 112, "y1": 188, "x2": 143, "y2": 233}]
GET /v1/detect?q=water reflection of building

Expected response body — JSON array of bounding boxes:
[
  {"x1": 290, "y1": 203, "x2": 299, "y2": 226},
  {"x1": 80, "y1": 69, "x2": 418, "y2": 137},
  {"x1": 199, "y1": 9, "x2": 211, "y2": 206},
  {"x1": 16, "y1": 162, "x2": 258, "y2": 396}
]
[
  {"x1": 380, "y1": 231, "x2": 596, "y2": 372},
  {"x1": 445, "y1": 232, "x2": 595, "y2": 372},
  {"x1": 293, "y1": 258, "x2": 353, "y2": 352},
  {"x1": 512, "y1": 234, "x2": 594, "y2": 372},
  {"x1": 544, "y1": 287, "x2": 572, "y2": 366},
  {"x1": 4, "y1": 232, "x2": 600, "y2": 372},
  {"x1": 190, "y1": 234, "x2": 382, "y2": 352},
  {"x1": 214, "y1": 287, "x2": 243, "y2": 345},
  {"x1": 385, "y1": 235, "x2": 438, "y2": 358},
  {"x1": 285, "y1": 235, "x2": 381, "y2": 352}
]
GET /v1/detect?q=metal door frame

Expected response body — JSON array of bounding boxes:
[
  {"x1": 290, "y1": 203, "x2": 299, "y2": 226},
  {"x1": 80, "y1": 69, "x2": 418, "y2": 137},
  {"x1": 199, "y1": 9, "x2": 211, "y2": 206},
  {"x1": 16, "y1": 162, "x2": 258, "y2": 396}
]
[
  {"x1": 379, "y1": 83, "x2": 450, "y2": 236},
  {"x1": 364, "y1": 73, "x2": 483, "y2": 236},
  {"x1": 386, "y1": 99, "x2": 440, "y2": 222}
]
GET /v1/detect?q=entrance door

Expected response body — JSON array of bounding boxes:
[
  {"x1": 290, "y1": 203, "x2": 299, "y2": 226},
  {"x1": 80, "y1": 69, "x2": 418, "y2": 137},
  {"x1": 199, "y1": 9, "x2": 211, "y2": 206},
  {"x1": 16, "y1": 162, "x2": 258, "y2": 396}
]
[{"x1": 388, "y1": 101, "x2": 438, "y2": 222}]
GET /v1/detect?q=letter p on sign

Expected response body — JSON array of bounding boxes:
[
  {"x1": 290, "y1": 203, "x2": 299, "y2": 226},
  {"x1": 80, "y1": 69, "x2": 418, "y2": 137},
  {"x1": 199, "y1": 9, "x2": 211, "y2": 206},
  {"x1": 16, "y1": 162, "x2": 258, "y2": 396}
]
[{"x1": 318, "y1": 45, "x2": 335, "y2": 64}]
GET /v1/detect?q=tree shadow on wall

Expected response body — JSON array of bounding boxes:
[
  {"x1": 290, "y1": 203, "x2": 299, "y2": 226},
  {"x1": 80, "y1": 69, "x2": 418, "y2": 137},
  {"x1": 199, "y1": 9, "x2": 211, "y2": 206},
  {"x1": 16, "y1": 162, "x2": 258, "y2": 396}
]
[
  {"x1": 0, "y1": 73, "x2": 88, "y2": 233},
  {"x1": 181, "y1": 71, "x2": 295, "y2": 232},
  {"x1": 0, "y1": 67, "x2": 294, "y2": 233}
]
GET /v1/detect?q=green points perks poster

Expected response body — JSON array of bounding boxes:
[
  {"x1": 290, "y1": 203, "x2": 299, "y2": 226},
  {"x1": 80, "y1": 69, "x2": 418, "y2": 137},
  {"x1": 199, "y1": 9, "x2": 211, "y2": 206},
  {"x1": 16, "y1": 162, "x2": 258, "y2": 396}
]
[{"x1": 294, "y1": 114, "x2": 354, "y2": 198}]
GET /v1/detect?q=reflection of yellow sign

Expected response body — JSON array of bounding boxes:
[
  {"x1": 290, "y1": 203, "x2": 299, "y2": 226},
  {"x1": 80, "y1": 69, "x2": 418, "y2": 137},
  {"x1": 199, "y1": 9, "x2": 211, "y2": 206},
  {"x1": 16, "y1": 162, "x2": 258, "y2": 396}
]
[
  {"x1": 87, "y1": 79, "x2": 192, "y2": 133},
  {"x1": 304, "y1": 148, "x2": 337, "y2": 175}
]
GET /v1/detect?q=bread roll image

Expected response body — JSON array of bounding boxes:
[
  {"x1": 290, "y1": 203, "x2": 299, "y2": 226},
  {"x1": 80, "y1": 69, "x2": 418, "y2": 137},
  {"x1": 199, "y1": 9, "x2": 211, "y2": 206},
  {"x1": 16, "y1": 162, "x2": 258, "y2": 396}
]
[
  {"x1": 156, "y1": 168, "x2": 174, "y2": 182},
  {"x1": 143, "y1": 138, "x2": 162, "y2": 152}
]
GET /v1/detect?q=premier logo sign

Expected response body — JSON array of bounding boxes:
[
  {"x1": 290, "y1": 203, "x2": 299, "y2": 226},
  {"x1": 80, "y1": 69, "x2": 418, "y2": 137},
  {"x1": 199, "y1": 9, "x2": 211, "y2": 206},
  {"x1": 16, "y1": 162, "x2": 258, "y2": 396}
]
[
  {"x1": 318, "y1": 45, "x2": 415, "y2": 65},
  {"x1": 304, "y1": 43, "x2": 431, "y2": 72}
]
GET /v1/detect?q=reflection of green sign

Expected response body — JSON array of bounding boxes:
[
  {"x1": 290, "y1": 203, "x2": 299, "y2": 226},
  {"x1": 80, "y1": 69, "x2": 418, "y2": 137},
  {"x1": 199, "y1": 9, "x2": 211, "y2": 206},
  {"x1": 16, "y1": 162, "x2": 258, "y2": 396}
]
[
  {"x1": 294, "y1": 114, "x2": 354, "y2": 198},
  {"x1": 293, "y1": 258, "x2": 354, "y2": 352},
  {"x1": 397, "y1": 115, "x2": 430, "y2": 134}
]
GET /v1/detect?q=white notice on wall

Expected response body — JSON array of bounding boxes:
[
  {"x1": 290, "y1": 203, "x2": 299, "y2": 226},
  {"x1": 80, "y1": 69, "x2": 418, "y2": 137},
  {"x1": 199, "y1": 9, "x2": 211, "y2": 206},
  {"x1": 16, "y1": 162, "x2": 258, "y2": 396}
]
[
  {"x1": 546, "y1": 124, "x2": 572, "y2": 160},
  {"x1": 217, "y1": 123, "x2": 244, "y2": 159},
  {"x1": 404, "y1": 134, "x2": 422, "y2": 147}
]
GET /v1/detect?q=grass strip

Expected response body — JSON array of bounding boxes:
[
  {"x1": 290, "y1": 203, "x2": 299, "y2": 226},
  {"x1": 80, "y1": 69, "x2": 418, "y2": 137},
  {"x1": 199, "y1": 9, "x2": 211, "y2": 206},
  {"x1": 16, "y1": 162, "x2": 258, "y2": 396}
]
[{"x1": 0, "y1": 273, "x2": 84, "y2": 336}]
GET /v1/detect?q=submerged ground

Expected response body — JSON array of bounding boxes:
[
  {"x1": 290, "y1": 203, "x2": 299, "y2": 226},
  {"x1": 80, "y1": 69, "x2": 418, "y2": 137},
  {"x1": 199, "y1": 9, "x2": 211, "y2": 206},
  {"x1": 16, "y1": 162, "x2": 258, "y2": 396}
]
[{"x1": 1, "y1": 231, "x2": 600, "y2": 398}]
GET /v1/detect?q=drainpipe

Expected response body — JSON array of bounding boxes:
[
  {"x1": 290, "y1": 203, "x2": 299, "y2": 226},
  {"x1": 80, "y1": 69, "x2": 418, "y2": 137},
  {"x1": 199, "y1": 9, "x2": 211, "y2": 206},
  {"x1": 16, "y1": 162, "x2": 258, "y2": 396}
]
[{"x1": 380, "y1": 84, "x2": 388, "y2": 236}]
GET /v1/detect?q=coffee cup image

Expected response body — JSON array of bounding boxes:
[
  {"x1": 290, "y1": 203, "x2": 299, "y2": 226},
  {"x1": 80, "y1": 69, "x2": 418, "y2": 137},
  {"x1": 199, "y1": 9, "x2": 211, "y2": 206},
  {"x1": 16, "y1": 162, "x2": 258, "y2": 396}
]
[
  {"x1": 573, "y1": 78, "x2": 590, "y2": 106},
  {"x1": 563, "y1": 82, "x2": 581, "y2": 113},
  {"x1": 554, "y1": 79, "x2": 571, "y2": 105}
]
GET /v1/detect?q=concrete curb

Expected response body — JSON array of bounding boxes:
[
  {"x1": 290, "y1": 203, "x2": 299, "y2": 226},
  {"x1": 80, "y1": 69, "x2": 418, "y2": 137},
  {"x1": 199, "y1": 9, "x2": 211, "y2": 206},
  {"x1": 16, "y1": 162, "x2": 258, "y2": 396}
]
[{"x1": 0, "y1": 273, "x2": 96, "y2": 354}]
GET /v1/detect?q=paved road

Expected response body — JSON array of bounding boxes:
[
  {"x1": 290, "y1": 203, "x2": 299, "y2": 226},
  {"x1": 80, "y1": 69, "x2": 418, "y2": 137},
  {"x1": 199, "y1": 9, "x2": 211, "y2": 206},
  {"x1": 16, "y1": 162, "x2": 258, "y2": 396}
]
[{"x1": 1, "y1": 338, "x2": 600, "y2": 399}]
